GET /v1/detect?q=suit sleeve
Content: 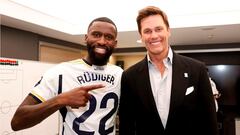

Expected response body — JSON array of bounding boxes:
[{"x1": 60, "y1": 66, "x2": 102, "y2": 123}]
[
  {"x1": 198, "y1": 65, "x2": 218, "y2": 135},
  {"x1": 119, "y1": 71, "x2": 136, "y2": 135}
]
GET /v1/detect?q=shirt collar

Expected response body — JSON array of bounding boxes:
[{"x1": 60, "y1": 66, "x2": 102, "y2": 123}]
[{"x1": 147, "y1": 47, "x2": 173, "y2": 65}]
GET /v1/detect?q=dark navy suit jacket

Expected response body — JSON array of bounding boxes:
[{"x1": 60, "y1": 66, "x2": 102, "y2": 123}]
[{"x1": 119, "y1": 52, "x2": 218, "y2": 135}]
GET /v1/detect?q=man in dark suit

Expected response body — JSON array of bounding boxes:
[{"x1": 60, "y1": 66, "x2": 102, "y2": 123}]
[{"x1": 119, "y1": 6, "x2": 218, "y2": 135}]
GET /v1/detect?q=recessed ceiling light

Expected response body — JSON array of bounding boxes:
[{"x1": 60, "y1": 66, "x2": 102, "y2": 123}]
[{"x1": 207, "y1": 34, "x2": 214, "y2": 39}]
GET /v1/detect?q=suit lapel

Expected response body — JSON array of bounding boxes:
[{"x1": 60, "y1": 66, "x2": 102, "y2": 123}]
[
  {"x1": 137, "y1": 57, "x2": 158, "y2": 110},
  {"x1": 137, "y1": 57, "x2": 164, "y2": 129},
  {"x1": 167, "y1": 53, "x2": 189, "y2": 126}
]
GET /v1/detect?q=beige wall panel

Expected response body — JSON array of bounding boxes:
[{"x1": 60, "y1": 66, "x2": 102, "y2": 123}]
[
  {"x1": 40, "y1": 44, "x2": 83, "y2": 63},
  {"x1": 116, "y1": 55, "x2": 145, "y2": 70}
]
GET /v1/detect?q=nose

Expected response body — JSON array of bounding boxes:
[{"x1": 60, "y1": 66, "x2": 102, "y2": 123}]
[
  {"x1": 150, "y1": 31, "x2": 158, "y2": 39},
  {"x1": 98, "y1": 36, "x2": 107, "y2": 45}
]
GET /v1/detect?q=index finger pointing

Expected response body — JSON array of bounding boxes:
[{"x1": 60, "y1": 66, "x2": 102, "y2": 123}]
[{"x1": 81, "y1": 84, "x2": 105, "y2": 92}]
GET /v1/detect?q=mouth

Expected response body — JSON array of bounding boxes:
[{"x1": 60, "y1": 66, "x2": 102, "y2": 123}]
[
  {"x1": 94, "y1": 46, "x2": 107, "y2": 54},
  {"x1": 150, "y1": 42, "x2": 160, "y2": 45},
  {"x1": 150, "y1": 41, "x2": 161, "y2": 46}
]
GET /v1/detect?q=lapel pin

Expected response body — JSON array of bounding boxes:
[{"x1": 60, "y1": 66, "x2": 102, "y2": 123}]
[{"x1": 184, "y1": 73, "x2": 188, "y2": 78}]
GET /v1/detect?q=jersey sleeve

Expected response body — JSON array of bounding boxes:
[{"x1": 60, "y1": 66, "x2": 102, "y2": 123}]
[{"x1": 30, "y1": 65, "x2": 60, "y2": 102}]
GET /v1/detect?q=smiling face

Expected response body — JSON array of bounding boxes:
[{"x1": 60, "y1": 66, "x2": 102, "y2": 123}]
[
  {"x1": 85, "y1": 21, "x2": 117, "y2": 66},
  {"x1": 140, "y1": 15, "x2": 170, "y2": 57}
]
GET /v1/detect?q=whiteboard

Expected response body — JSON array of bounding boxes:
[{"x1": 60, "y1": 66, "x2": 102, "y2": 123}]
[{"x1": 0, "y1": 57, "x2": 59, "y2": 135}]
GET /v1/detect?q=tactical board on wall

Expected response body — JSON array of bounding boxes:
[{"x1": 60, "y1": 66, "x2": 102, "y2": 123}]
[{"x1": 0, "y1": 57, "x2": 59, "y2": 135}]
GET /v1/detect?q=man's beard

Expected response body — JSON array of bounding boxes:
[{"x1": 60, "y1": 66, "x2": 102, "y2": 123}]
[{"x1": 87, "y1": 44, "x2": 114, "y2": 66}]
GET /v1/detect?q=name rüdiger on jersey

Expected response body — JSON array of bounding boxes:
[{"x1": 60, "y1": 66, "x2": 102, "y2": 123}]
[{"x1": 77, "y1": 71, "x2": 115, "y2": 85}]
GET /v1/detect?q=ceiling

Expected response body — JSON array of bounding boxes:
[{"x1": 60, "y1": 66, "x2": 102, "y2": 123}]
[{"x1": 1, "y1": 0, "x2": 240, "y2": 49}]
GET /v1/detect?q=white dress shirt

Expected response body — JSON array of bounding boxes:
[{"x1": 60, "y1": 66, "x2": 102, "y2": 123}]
[{"x1": 147, "y1": 48, "x2": 173, "y2": 128}]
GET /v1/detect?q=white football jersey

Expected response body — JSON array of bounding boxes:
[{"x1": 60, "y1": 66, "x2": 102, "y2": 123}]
[{"x1": 31, "y1": 59, "x2": 123, "y2": 135}]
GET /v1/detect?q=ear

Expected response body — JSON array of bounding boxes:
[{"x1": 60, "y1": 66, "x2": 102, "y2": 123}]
[
  {"x1": 140, "y1": 36, "x2": 144, "y2": 43},
  {"x1": 84, "y1": 34, "x2": 88, "y2": 42},
  {"x1": 113, "y1": 40, "x2": 118, "y2": 48},
  {"x1": 167, "y1": 28, "x2": 171, "y2": 37}
]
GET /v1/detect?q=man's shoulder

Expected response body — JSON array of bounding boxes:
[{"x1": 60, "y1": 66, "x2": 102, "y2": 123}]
[
  {"x1": 174, "y1": 53, "x2": 204, "y2": 66},
  {"x1": 43, "y1": 60, "x2": 82, "y2": 75},
  {"x1": 172, "y1": 53, "x2": 207, "y2": 75}
]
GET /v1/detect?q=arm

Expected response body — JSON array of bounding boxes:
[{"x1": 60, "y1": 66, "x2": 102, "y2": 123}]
[
  {"x1": 11, "y1": 84, "x2": 104, "y2": 131},
  {"x1": 198, "y1": 66, "x2": 218, "y2": 135},
  {"x1": 11, "y1": 94, "x2": 62, "y2": 131}
]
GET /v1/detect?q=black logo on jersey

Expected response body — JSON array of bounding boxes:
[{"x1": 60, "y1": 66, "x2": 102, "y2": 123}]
[
  {"x1": 77, "y1": 72, "x2": 115, "y2": 85},
  {"x1": 34, "y1": 76, "x2": 43, "y2": 87}
]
